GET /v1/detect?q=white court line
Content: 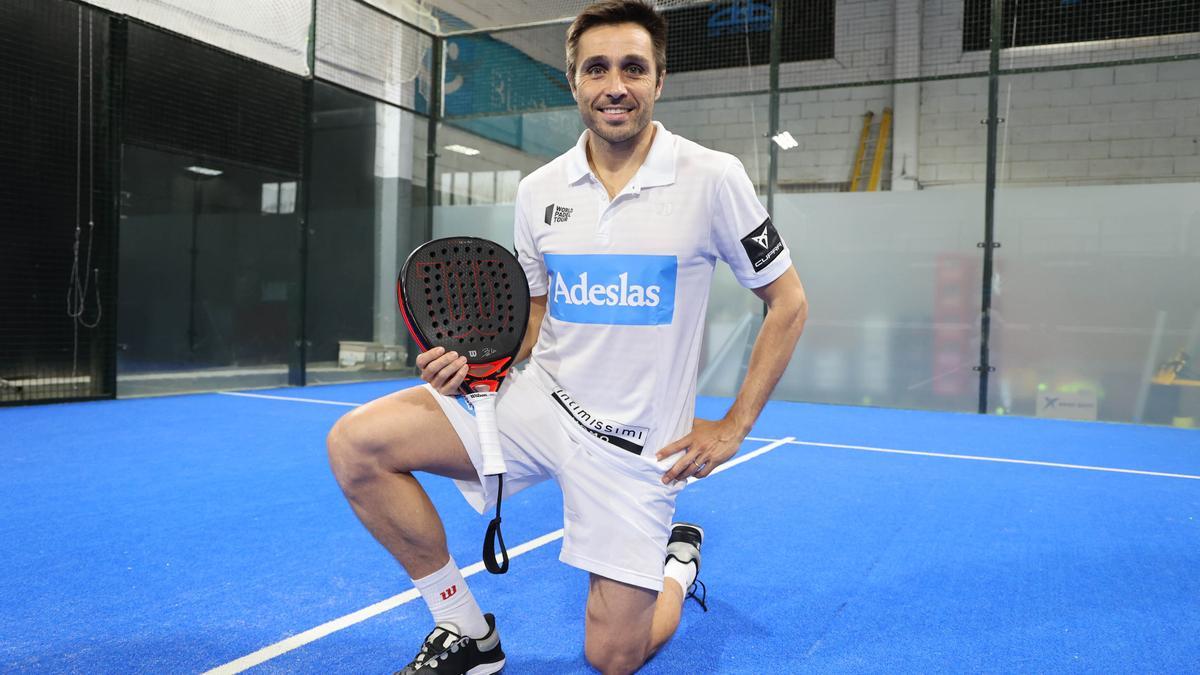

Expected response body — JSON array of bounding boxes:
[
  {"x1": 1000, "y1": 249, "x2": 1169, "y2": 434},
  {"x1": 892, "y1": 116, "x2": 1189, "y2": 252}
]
[
  {"x1": 203, "y1": 437, "x2": 793, "y2": 674},
  {"x1": 217, "y1": 391, "x2": 360, "y2": 407},
  {"x1": 746, "y1": 436, "x2": 1200, "y2": 481},
  {"x1": 214, "y1": 390, "x2": 1200, "y2": 482},
  {"x1": 215, "y1": 389, "x2": 1197, "y2": 482},
  {"x1": 204, "y1": 530, "x2": 565, "y2": 675}
]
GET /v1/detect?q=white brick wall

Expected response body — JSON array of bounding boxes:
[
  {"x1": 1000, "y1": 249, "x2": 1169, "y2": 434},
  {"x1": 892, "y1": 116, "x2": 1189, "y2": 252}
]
[{"x1": 918, "y1": 62, "x2": 1200, "y2": 187}]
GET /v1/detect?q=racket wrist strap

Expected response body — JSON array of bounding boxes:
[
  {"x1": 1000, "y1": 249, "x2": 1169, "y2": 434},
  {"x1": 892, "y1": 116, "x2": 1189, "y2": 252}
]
[{"x1": 483, "y1": 474, "x2": 509, "y2": 574}]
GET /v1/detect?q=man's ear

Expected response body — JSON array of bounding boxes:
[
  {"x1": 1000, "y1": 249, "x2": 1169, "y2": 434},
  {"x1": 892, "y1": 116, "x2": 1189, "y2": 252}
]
[
  {"x1": 566, "y1": 70, "x2": 577, "y2": 99},
  {"x1": 655, "y1": 70, "x2": 666, "y2": 100}
]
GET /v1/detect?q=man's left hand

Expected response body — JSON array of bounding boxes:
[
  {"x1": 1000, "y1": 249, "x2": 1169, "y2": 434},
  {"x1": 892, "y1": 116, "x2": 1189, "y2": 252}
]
[{"x1": 656, "y1": 417, "x2": 747, "y2": 484}]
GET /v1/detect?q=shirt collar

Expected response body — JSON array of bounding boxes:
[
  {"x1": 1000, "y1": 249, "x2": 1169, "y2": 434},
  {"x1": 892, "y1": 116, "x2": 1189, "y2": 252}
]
[{"x1": 564, "y1": 121, "x2": 677, "y2": 191}]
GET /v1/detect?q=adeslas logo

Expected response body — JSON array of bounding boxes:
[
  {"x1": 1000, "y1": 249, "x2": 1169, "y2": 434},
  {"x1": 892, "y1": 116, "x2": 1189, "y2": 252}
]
[
  {"x1": 544, "y1": 254, "x2": 677, "y2": 326},
  {"x1": 554, "y1": 271, "x2": 662, "y2": 307}
]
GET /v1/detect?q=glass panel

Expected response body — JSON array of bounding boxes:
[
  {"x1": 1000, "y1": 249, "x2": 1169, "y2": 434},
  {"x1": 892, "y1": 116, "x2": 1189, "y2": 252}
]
[
  {"x1": 431, "y1": 118, "x2": 573, "y2": 244},
  {"x1": 991, "y1": 66, "x2": 1200, "y2": 425},
  {"x1": 772, "y1": 191, "x2": 984, "y2": 411},
  {"x1": 305, "y1": 81, "x2": 427, "y2": 384},
  {"x1": 117, "y1": 146, "x2": 300, "y2": 395},
  {"x1": 761, "y1": 80, "x2": 988, "y2": 412}
]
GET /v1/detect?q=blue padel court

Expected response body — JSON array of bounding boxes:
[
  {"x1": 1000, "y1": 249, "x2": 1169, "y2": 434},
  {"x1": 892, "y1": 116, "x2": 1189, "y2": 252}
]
[{"x1": 3, "y1": 379, "x2": 1199, "y2": 673}]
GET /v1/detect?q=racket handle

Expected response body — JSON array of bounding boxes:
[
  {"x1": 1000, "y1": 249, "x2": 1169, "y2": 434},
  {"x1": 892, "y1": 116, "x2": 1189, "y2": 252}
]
[{"x1": 466, "y1": 391, "x2": 506, "y2": 476}]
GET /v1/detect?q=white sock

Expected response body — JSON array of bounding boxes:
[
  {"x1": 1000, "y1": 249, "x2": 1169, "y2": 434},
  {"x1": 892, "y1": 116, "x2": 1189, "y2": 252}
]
[
  {"x1": 412, "y1": 557, "x2": 490, "y2": 639},
  {"x1": 663, "y1": 558, "x2": 697, "y2": 593}
]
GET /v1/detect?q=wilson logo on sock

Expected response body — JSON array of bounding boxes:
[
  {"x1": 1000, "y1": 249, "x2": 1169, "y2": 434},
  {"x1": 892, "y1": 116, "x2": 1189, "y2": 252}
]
[{"x1": 439, "y1": 584, "x2": 457, "y2": 600}]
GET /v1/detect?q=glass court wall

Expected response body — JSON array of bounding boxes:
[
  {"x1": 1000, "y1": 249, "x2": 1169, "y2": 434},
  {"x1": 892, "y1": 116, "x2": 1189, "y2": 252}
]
[{"x1": 3, "y1": 0, "x2": 1198, "y2": 427}]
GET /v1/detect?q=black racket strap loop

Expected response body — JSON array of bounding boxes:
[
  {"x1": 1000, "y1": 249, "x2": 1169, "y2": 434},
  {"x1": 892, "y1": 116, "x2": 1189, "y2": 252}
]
[{"x1": 483, "y1": 474, "x2": 509, "y2": 574}]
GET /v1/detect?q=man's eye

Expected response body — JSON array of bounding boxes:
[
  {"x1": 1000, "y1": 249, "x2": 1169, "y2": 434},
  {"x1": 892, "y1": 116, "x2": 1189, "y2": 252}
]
[
  {"x1": 626, "y1": 65, "x2": 644, "y2": 74},
  {"x1": 587, "y1": 65, "x2": 605, "y2": 76}
]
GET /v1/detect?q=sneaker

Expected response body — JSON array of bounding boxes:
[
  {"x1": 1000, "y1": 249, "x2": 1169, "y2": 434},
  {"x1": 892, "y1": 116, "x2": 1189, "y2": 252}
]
[
  {"x1": 666, "y1": 523, "x2": 708, "y2": 612},
  {"x1": 395, "y1": 612, "x2": 505, "y2": 674}
]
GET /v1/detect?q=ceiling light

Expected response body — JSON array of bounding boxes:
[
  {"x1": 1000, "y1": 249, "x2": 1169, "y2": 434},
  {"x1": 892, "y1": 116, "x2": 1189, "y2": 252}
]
[
  {"x1": 186, "y1": 165, "x2": 223, "y2": 176},
  {"x1": 444, "y1": 144, "x2": 481, "y2": 156},
  {"x1": 771, "y1": 131, "x2": 798, "y2": 150}
]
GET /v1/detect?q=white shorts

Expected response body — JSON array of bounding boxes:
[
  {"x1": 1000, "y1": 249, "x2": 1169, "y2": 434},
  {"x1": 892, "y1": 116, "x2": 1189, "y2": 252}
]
[{"x1": 426, "y1": 367, "x2": 683, "y2": 591}]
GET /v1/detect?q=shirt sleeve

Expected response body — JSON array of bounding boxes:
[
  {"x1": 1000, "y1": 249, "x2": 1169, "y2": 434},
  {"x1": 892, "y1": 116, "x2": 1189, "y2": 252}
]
[
  {"x1": 513, "y1": 181, "x2": 548, "y2": 296},
  {"x1": 711, "y1": 156, "x2": 792, "y2": 289}
]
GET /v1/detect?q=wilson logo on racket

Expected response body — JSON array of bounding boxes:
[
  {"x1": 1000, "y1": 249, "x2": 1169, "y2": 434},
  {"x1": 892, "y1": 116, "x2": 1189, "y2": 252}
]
[
  {"x1": 411, "y1": 260, "x2": 514, "y2": 341},
  {"x1": 544, "y1": 253, "x2": 676, "y2": 326}
]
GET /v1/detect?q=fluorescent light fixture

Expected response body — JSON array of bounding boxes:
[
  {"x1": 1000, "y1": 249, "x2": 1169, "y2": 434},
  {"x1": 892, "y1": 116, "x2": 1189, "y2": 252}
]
[
  {"x1": 444, "y1": 144, "x2": 481, "y2": 156},
  {"x1": 186, "y1": 165, "x2": 223, "y2": 176},
  {"x1": 771, "y1": 131, "x2": 798, "y2": 150}
]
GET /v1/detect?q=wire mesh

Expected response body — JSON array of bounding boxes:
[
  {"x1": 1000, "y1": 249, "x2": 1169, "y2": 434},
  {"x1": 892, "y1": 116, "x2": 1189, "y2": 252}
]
[
  {"x1": 315, "y1": 0, "x2": 435, "y2": 111},
  {"x1": 428, "y1": 0, "x2": 716, "y2": 32},
  {"x1": 83, "y1": 0, "x2": 313, "y2": 75}
]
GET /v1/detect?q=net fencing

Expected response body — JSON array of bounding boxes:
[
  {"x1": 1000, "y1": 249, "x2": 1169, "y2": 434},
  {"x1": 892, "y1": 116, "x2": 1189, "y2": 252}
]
[
  {"x1": 83, "y1": 0, "x2": 314, "y2": 75},
  {"x1": 1, "y1": 0, "x2": 115, "y2": 403},
  {"x1": 315, "y1": 0, "x2": 435, "y2": 111}
]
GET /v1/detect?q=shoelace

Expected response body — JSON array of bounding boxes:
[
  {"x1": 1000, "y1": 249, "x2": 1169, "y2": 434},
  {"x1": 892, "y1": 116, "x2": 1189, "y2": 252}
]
[
  {"x1": 415, "y1": 638, "x2": 468, "y2": 671},
  {"x1": 396, "y1": 629, "x2": 460, "y2": 674},
  {"x1": 686, "y1": 578, "x2": 708, "y2": 612}
]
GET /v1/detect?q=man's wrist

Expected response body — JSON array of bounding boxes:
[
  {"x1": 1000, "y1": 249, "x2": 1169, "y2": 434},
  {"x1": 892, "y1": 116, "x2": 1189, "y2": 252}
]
[{"x1": 723, "y1": 409, "x2": 754, "y2": 438}]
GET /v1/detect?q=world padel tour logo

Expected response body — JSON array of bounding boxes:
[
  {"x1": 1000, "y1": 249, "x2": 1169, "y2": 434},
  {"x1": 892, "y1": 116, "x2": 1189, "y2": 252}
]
[
  {"x1": 544, "y1": 203, "x2": 573, "y2": 225},
  {"x1": 544, "y1": 253, "x2": 676, "y2": 325}
]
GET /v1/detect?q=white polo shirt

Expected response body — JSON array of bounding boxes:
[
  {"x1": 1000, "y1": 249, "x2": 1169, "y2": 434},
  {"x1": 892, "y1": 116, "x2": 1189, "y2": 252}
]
[{"x1": 513, "y1": 121, "x2": 791, "y2": 458}]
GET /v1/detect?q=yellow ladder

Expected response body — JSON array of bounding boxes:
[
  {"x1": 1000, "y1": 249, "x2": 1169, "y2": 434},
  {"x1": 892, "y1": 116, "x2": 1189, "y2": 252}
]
[
  {"x1": 849, "y1": 108, "x2": 893, "y2": 191},
  {"x1": 848, "y1": 111, "x2": 873, "y2": 191}
]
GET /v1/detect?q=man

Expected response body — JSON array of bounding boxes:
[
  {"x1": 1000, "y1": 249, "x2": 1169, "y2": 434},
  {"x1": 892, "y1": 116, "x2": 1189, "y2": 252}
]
[{"x1": 326, "y1": 1, "x2": 807, "y2": 673}]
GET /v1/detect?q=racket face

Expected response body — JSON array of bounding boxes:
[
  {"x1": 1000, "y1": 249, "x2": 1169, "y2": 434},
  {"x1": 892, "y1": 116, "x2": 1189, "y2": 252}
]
[{"x1": 398, "y1": 237, "x2": 530, "y2": 395}]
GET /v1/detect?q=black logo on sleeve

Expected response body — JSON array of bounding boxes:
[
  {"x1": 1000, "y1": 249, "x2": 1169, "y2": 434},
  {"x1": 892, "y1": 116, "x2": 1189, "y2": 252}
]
[
  {"x1": 544, "y1": 203, "x2": 573, "y2": 225},
  {"x1": 740, "y1": 218, "x2": 785, "y2": 272}
]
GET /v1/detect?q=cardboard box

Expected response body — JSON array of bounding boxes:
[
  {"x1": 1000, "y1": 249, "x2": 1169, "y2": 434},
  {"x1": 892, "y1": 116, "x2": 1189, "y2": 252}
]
[{"x1": 339, "y1": 341, "x2": 406, "y2": 370}]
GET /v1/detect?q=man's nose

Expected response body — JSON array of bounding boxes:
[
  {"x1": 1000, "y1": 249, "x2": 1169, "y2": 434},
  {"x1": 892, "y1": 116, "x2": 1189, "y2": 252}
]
[{"x1": 603, "y1": 71, "x2": 628, "y2": 98}]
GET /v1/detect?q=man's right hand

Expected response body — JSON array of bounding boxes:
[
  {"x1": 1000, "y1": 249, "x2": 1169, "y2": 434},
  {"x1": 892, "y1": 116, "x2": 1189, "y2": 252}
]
[{"x1": 415, "y1": 346, "x2": 468, "y2": 396}]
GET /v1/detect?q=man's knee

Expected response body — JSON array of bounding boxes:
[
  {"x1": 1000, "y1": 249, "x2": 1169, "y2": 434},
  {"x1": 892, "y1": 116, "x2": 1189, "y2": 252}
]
[
  {"x1": 584, "y1": 640, "x2": 648, "y2": 675},
  {"x1": 326, "y1": 407, "x2": 412, "y2": 493},
  {"x1": 327, "y1": 411, "x2": 375, "y2": 489}
]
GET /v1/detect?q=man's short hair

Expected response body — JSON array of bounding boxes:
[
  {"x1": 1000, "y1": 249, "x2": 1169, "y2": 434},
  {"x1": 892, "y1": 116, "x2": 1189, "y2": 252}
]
[{"x1": 565, "y1": 0, "x2": 668, "y2": 82}]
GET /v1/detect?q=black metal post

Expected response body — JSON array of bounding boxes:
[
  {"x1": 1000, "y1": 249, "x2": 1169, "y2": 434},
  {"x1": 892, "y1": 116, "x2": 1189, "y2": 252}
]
[
  {"x1": 289, "y1": 1, "x2": 318, "y2": 387},
  {"x1": 425, "y1": 38, "x2": 442, "y2": 245},
  {"x1": 102, "y1": 16, "x2": 127, "y2": 398},
  {"x1": 766, "y1": 0, "x2": 782, "y2": 218},
  {"x1": 410, "y1": 37, "x2": 442, "y2": 369},
  {"x1": 187, "y1": 178, "x2": 201, "y2": 357},
  {"x1": 291, "y1": 78, "x2": 314, "y2": 387},
  {"x1": 977, "y1": 0, "x2": 1003, "y2": 414}
]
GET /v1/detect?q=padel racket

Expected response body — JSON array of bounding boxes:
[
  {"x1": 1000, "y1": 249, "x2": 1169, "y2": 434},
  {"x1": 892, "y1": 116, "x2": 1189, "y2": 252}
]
[{"x1": 397, "y1": 236, "x2": 531, "y2": 574}]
